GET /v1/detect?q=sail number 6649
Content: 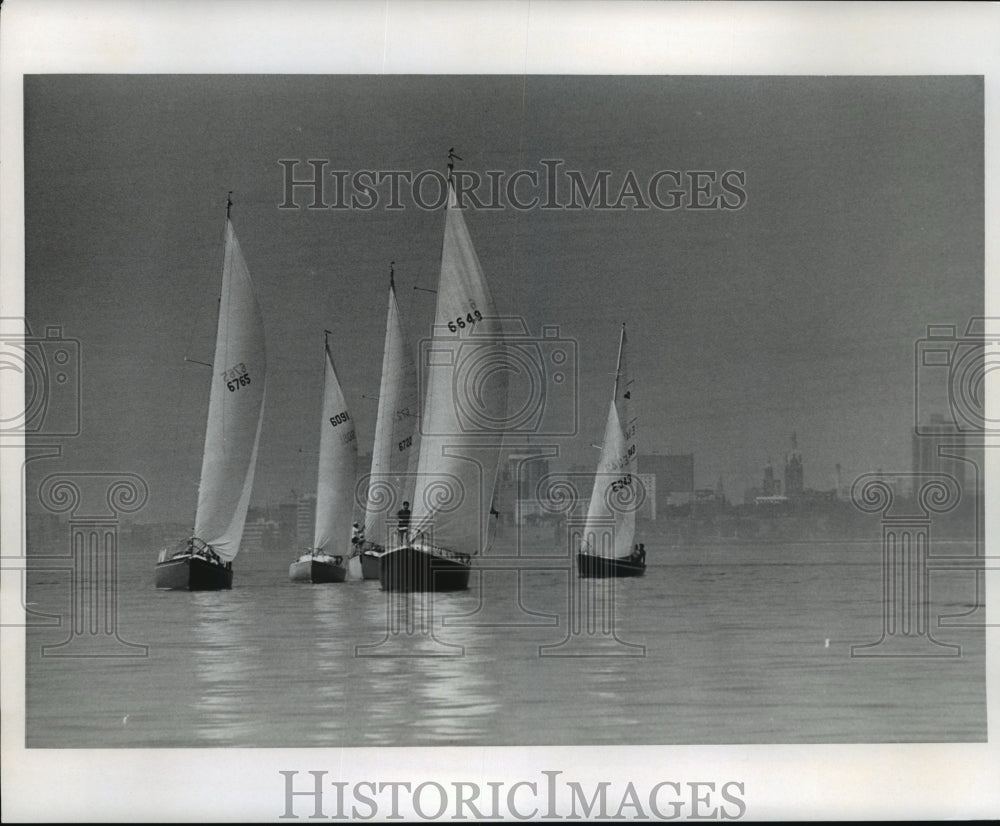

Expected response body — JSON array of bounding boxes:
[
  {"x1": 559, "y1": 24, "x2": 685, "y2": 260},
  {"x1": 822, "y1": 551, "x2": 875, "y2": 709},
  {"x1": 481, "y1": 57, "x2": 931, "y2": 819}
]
[{"x1": 447, "y1": 310, "x2": 482, "y2": 332}]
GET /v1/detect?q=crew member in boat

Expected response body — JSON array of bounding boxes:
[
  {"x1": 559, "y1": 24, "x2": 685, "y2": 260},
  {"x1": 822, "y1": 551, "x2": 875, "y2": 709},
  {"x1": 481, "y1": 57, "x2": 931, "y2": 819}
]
[
  {"x1": 397, "y1": 501, "x2": 411, "y2": 543},
  {"x1": 351, "y1": 522, "x2": 364, "y2": 546}
]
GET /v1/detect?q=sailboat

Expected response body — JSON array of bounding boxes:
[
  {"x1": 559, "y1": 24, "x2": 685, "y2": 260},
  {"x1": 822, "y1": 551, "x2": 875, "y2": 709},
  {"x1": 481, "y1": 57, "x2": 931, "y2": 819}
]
[
  {"x1": 379, "y1": 162, "x2": 508, "y2": 592},
  {"x1": 155, "y1": 198, "x2": 267, "y2": 590},
  {"x1": 576, "y1": 323, "x2": 645, "y2": 578},
  {"x1": 354, "y1": 264, "x2": 420, "y2": 580},
  {"x1": 289, "y1": 332, "x2": 358, "y2": 583}
]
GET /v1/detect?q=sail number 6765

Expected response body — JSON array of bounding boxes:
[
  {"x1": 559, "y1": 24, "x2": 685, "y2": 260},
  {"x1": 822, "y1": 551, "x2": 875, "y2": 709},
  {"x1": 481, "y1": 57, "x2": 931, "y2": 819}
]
[{"x1": 224, "y1": 363, "x2": 251, "y2": 392}]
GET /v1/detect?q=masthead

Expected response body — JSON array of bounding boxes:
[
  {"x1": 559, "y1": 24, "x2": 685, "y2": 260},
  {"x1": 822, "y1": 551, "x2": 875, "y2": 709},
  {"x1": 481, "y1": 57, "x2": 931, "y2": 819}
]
[{"x1": 447, "y1": 147, "x2": 462, "y2": 179}]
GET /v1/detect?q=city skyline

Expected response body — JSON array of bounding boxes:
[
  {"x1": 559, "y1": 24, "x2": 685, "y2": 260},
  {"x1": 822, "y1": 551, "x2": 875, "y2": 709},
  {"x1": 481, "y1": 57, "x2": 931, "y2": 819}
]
[{"x1": 21, "y1": 74, "x2": 983, "y2": 524}]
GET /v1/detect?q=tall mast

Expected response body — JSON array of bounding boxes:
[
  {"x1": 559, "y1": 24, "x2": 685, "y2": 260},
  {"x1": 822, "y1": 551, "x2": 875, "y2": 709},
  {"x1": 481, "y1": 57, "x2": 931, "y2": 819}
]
[{"x1": 613, "y1": 322, "x2": 626, "y2": 399}]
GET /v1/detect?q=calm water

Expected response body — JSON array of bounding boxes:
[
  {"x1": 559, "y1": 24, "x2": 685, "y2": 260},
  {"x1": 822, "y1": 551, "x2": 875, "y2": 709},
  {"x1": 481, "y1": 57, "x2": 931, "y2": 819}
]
[{"x1": 24, "y1": 535, "x2": 985, "y2": 747}]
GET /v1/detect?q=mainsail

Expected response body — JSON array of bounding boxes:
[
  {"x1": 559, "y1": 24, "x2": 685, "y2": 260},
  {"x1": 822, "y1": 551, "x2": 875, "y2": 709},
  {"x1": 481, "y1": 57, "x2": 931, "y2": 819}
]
[
  {"x1": 409, "y1": 183, "x2": 508, "y2": 552},
  {"x1": 193, "y1": 219, "x2": 267, "y2": 561},
  {"x1": 363, "y1": 274, "x2": 419, "y2": 548},
  {"x1": 313, "y1": 338, "x2": 358, "y2": 556},
  {"x1": 582, "y1": 324, "x2": 637, "y2": 558}
]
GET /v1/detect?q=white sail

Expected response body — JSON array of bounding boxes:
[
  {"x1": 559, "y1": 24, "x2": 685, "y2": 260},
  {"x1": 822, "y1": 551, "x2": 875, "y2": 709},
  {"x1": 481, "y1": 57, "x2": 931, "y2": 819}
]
[
  {"x1": 193, "y1": 220, "x2": 267, "y2": 561},
  {"x1": 363, "y1": 277, "x2": 419, "y2": 548},
  {"x1": 409, "y1": 184, "x2": 508, "y2": 552},
  {"x1": 582, "y1": 325, "x2": 637, "y2": 558},
  {"x1": 313, "y1": 340, "x2": 358, "y2": 556}
]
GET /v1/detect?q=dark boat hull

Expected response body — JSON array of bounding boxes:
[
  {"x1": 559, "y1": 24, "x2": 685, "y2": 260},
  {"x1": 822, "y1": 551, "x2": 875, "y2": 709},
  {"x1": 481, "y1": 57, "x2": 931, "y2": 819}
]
[
  {"x1": 379, "y1": 546, "x2": 471, "y2": 592},
  {"x1": 360, "y1": 551, "x2": 381, "y2": 581},
  {"x1": 288, "y1": 558, "x2": 347, "y2": 583},
  {"x1": 576, "y1": 552, "x2": 645, "y2": 578},
  {"x1": 155, "y1": 554, "x2": 234, "y2": 590}
]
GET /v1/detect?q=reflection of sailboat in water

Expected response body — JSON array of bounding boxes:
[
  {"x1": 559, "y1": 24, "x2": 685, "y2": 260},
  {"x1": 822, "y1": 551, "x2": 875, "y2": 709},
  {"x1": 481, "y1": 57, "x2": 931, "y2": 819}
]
[
  {"x1": 380, "y1": 161, "x2": 508, "y2": 592},
  {"x1": 290, "y1": 332, "x2": 357, "y2": 583},
  {"x1": 410, "y1": 625, "x2": 500, "y2": 743},
  {"x1": 191, "y1": 595, "x2": 260, "y2": 744},
  {"x1": 155, "y1": 197, "x2": 267, "y2": 590},
  {"x1": 353, "y1": 264, "x2": 420, "y2": 580},
  {"x1": 577, "y1": 324, "x2": 645, "y2": 578}
]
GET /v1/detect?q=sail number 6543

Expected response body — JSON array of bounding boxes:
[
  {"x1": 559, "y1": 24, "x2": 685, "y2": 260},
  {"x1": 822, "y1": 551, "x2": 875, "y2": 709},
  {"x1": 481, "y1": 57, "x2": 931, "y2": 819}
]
[
  {"x1": 611, "y1": 474, "x2": 632, "y2": 493},
  {"x1": 447, "y1": 309, "x2": 482, "y2": 332}
]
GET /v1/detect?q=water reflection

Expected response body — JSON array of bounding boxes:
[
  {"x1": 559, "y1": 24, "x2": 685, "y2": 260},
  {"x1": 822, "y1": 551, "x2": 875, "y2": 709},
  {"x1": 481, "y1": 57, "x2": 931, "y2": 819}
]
[
  {"x1": 409, "y1": 623, "x2": 500, "y2": 743},
  {"x1": 306, "y1": 586, "x2": 349, "y2": 741},
  {"x1": 348, "y1": 589, "x2": 499, "y2": 744},
  {"x1": 25, "y1": 540, "x2": 987, "y2": 747},
  {"x1": 191, "y1": 592, "x2": 261, "y2": 745},
  {"x1": 576, "y1": 659, "x2": 643, "y2": 730}
]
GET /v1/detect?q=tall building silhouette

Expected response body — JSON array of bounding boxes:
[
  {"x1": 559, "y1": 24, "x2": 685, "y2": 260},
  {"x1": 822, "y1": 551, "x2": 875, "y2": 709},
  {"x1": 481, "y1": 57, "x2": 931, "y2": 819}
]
[
  {"x1": 762, "y1": 461, "x2": 780, "y2": 496},
  {"x1": 296, "y1": 494, "x2": 316, "y2": 547},
  {"x1": 911, "y1": 413, "x2": 967, "y2": 490},
  {"x1": 784, "y1": 432, "x2": 804, "y2": 498}
]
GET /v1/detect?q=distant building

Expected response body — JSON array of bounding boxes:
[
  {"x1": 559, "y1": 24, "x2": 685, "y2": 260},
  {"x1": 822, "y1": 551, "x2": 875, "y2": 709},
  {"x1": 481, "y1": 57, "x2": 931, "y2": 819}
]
[
  {"x1": 632, "y1": 472, "x2": 656, "y2": 520},
  {"x1": 762, "y1": 462, "x2": 780, "y2": 496},
  {"x1": 243, "y1": 518, "x2": 279, "y2": 553},
  {"x1": 784, "y1": 433, "x2": 804, "y2": 498},
  {"x1": 278, "y1": 502, "x2": 298, "y2": 547},
  {"x1": 641, "y1": 453, "x2": 695, "y2": 513},
  {"x1": 912, "y1": 413, "x2": 968, "y2": 491},
  {"x1": 296, "y1": 494, "x2": 316, "y2": 547},
  {"x1": 500, "y1": 450, "x2": 552, "y2": 523}
]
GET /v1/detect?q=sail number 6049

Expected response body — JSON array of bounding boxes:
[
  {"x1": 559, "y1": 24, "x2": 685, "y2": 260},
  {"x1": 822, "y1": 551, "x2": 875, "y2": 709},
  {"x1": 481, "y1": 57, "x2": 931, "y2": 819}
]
[{"x1": 447, "y1": 309, "x2": 482, "y2": 333}]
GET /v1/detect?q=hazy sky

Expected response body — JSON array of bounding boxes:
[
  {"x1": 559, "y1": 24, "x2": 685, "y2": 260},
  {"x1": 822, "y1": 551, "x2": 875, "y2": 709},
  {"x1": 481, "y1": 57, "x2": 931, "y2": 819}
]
[{"x1": 23, "y1": 74, "x2": 982, "y2": 520}]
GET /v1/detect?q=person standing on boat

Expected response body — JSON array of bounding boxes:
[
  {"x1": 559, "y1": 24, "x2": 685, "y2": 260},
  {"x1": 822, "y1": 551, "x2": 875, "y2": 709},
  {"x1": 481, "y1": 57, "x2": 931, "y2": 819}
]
[
  {"x1": 396, "y1": 501, "x2": 411, "y2": 544},
  {"x1": 350, "y1": 522, "x2": 364, "y2": 557}
]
